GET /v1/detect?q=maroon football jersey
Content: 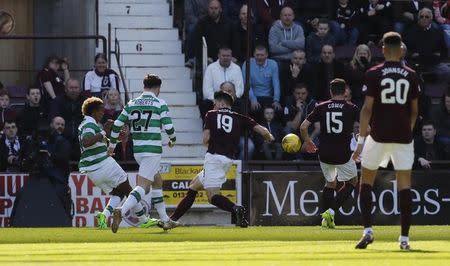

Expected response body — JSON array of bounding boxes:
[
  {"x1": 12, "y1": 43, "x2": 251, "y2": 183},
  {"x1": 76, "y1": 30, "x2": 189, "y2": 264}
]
[
  {"x1": 307, "y1": 99, "x2": 359, "y2": 164},
  {"x1": 204, "y1": 108, "x2": 258, "y2": 159},
  {"x1": 363, "y1": 61, "x2": 419, "y2": 143}
]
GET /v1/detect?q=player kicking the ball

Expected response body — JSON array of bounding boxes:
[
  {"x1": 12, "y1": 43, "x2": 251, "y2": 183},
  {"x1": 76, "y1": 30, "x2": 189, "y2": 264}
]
[
  {"x1": 169, "y1": 91, "x2": 274, "y2": 227},
  {"x1": 353, "y1": 32, "x2": 419, "y2": 250},
  {"x1": 78, "y1": 97, "x2": 156, "y2": 229},
  {"x1": 300, "y1": 78, "x2": 359, "y2": 229}
]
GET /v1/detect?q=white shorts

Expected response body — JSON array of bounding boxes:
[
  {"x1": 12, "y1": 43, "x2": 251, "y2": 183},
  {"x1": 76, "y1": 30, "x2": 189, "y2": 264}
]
[
  {"x1": 320, "y1": 159, "x2": 357, "y2": 183},
  {"x1": 134, "y1": 154, "x2": 161, "y2": 181},
  {"x1": 199, "y1": 153, "x2": 232, "y2": 189},
  {"x1": 361, "y1": 135, "x2": 414, "y2": 171},
  {"x1": 86, "y1": 157, "x2": 127, "y2": 194}
]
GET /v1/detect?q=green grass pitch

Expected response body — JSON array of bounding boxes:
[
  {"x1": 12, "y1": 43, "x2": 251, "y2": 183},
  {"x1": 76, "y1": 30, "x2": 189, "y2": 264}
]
[{"x1": 0, "y1": 226, "x2": 449, "y2": 265}]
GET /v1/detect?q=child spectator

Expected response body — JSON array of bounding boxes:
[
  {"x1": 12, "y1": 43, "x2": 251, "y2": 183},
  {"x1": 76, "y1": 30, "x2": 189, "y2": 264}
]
[
  {"x1": 0, "y1": 87, "x2": 17, "y2": 132},
  {"x1": 102, "y1": 89, "x2": 123, "y2": 122},
  {"x1": 259, "y1": 106, "x2": 283, "y2": 160},
  {"x1": 306, "y1": 18, "x2": 336, "y2": 64}
]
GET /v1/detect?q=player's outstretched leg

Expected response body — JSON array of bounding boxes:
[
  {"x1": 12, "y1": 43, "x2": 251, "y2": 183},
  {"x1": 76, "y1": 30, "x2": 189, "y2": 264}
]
[
  {"x1": 208, "y1": 189, "x2": 248, "y2": 228},
  {"x1": 170, "y1": 172, "x2": 202, "y2": 223}
]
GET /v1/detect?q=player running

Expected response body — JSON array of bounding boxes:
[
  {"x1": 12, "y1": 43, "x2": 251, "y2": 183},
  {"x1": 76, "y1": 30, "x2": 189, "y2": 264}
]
[
  {"x1": 169, "y1": 91, "x2": 274, "y2": 227},
  {"x1": 109, "y1": 74, "x2": 178, "y2": 233},
  {"x1": 353, "y1": 32, "x2": 419, "y2": 250},
  {"x1": 300, "y1": 78, "x2": 359, "y2": 229},
  {"x1": 78, "y1": 97, "x2": 156, "y2": 229}
]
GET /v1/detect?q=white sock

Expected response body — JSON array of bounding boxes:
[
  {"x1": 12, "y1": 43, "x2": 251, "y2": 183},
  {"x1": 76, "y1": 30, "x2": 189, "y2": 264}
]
[
  {"x1": 399, "y1": 235, "x2": 409, "y2": 242},
  {"x1": 103, "y1": 195, "x2": 121, "y2": 218},
  {"x1": 363, "y1": 227, "x2": 373, "y2": 235},
  {"x1": 151, "y1": 189, "x2": 170, "y2": 222},
  {"x1": 132, "y1": 203, "x2": 148, "y2": 223},
  {"x1": 121, "y1": 186, "x2": 146, "y2": 216},
  {"x1": 328, "y1": 208, "x2": 335, "y2": 215}
]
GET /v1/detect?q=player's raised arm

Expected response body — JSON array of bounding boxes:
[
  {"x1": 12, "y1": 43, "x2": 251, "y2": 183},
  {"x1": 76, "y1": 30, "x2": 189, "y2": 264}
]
[
  {"x1": 253, "y1": 125, "x2": 274, "y2": 142},
  {"x1": 160, "y1": 100, "x2": 176, "y2": 146}
]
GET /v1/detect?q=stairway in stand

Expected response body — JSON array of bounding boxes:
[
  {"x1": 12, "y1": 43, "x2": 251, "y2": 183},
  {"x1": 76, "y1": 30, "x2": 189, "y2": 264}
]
[{"x1": 99, "y1": 0, "x2": 206, "y2": 160}]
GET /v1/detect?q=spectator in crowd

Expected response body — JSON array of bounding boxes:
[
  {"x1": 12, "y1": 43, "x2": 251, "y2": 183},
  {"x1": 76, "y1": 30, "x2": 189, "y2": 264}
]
[
  {"x1": 433, "y1": 0, "x2": 450, "y2": 48},
  {"x1": 350, "y1": 121, "x2": 360, "y2": 152},
  {"x1": 347, "y1": 44, "x2": 373, "y2": 107},
  {"x1": 184, "y1": 0, "x2": 209, "y2": 67},
  {"x1": 433, "y1": 90, "x2": 450, "y2": 145},
  {"x1": 281, "y1": 49, "x2": 312, "y2": 99},
  {"x1": 0, "y1": 87, "x2": 16, "y2": 132},
  {"x1": 344, "y1": 86, "x2": 353, "y2": 103},
  {"x1": 311, "y1": 45, "x2": 350, "y2": 102},
  {"x1": 0, "y1": 120, "x2": 22, "y2": 172},
  {"x1": 414, "y1": 121, "x2": 449, "y2": 168},
  {"x1": 102, "y1": 89, "x2": 123, "y2": 122},
  {"x1": 48, "y1": 116, "x2": 71, "y2": 179},
  {"x1": 83, "y1": 53, "x2": 119, "y2": 98},
  {"x1": 193, "y1": 0, "x2": 235, "y2": 64},
  {"x1": 393, "y1": 0, "x2": 430, "y2": 33},
  {"x1": 332, "y1": 0, "x2": 360, "y2": 45},
  {"x1": 256, "y1": 0, "x2": 295, "y2": 34},
  {"x1": 222, "y1": 0, "x2": 246, "y2": 21},
  {"x1": 49, "y1": 78, "x2": 85, "y2": 160},
  {"x1": 295, "y1": 0, "x2": 336, "y2": 37},
  {"x1": 359, "y1": 0, "x2": 393, "y2": 44},
  {"x1": 259, "y1": 106, "x2": 283, "y2": 160},
  {"x1": 306, "y1": 18, "x2": 336, "y2": 64},
  {"x1": 268, "y1": 6, "x2": 305, "y2": 62},
  {"x1": 404, "y1": 8, "x2": 450, "y2": 85},
  {"x1": 283, "y1": 83, "x2": 318, "y2": 138},
  {"x1": 242, "y1": 45, "x2": 281, "y2": 120},
  {"x1": 16, "y1": 86, "x2": 47, "y2": 139},
  {"x1": 36, "y1": 55, "x2": 70, "y2": 109},
  {"x1": 201, "y1": 46, "x2": 244, "y2": 119}
]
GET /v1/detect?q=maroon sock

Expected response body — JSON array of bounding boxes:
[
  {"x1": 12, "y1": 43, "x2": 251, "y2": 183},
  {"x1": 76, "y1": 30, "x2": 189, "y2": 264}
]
[
  {"x1": 334, "y1": 183, "x2": 355, "y2": 210},
  {"x1": 170, "y1": 189, "x2": 197, "y2": 221},
  {"x1": 360, "y1": 184, "x2": 373, "y2": 228},
  {"x1": 210, "y1": 194, "x2": 235, "y2": 213},
  {"x1": 322, "y1": 187, "x2": 336, "y2": 212},
  {"x1": 399, "y1": 189, "x2": 412, "y2": 237}
]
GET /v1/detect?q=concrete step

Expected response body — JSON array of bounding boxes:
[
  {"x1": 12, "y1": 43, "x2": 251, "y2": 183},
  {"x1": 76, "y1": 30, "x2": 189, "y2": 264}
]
[
  {"x1": 171, "y1": 118, "x2": 203, "y2": 132},
  {"x1": 124, "y1": 67, "x2": 190, "y2": 79},
  {"x1": 162, "y1": 132, "x2": 203, "y2": 144},
  {"x1": 129, "y1": 91, "x2": 196, "y2": 105},
  {"x1": 118, "y1": 54, "x2": 184, "y2": 67},
  {"x1": 119, "y1": 40, "x2": 181, "y2": 54},
  {"x1": 169, "y1": 106, "x2": 200, "y2": 118},
  {"x1": 103, "y1": 0, "x2": 167, "y2": 3},
  {"x1": 100, "y1": 15, "x2": 173, "y2": 29},
  {"x1": 128, "y1": 79, "x2": 192, "y2": 93},
  {"x1": 100, "y1": 29, "x2": 179, "y2": 41},
  {"x1": 162, "y1": 145, "x2": 207, "y2": 158},
  {"x1": 100, "y1": 3, "x2": 169, "y2": 16}
]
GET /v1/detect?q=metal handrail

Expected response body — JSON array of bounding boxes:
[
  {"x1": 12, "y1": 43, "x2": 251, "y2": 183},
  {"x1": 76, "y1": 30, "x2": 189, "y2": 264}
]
[
  {"x1": 202, "y1": 36, "x2": 208, "y2": 76},
  {"x1": 95, "y1": 0, "x2": 99, "y2": 47},
  {"x1": 108, "y1": 23, "x2": 130, "y2": 103}
]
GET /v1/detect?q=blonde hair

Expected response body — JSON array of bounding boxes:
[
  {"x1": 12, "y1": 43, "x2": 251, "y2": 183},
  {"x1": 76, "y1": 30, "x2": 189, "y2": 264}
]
[
  {"x1": 350, "y1": 44, "x2": 372, "y2": 69},
  {"x1": 104, "y1": 89, "x2": 123, "y2": 111}
]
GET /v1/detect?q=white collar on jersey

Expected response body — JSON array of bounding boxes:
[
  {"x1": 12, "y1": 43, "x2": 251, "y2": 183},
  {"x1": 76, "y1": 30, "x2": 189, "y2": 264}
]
[
  {"x1": 142, "y1": 91, "x2": 156, "y2": 97},
  {"x1": 84, "y1": 115, "x2": 97, "y2": 124}
]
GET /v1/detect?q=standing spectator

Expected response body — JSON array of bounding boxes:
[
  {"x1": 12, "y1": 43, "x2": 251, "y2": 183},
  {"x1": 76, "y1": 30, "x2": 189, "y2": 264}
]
[
  {"x1": 194, "y1": 0, "x2": 235, "y2": 64},
  {"x1": 393, "y1": 0, "x2": 430, "y2": 34},
  {"x1": 16, "y1": 87, "x2": 47, "y2": 139},
  {"x1": 311, "y1": 45, "x2": 350, "y2": 102},
  {"x1": 347, "y1": 44, "x2": 373, "y2": 107},
  {"x1": 184, "y1": 0, "x2": 209, "y2": 67},
  {"x1": 201, "y1": 46, "x2": 244, "y2": 119},
  {"x1": 0, "y1": 88, "x2": 16, "y2": 132},
  {"x1": 49, "y1": 116, "x2": 71, "y2": 180},
  {"x1": 414, "y1": 121, "x2": 449, "y2": 168},
  {"x1": 281, "y1": 49, "x2": 312, "y2": 99},
  {"x1": 259, "y1": 106, "x2": 283, "y2": 160},
  {"x1": 36, "y1": 56, "x2": 70, "y2": 109},
  {"x1": 256, "y1": 0, "x2": 295, "y2": 34},
  {"x1": 49, "y1": 78, "x2": 85, "y2": 160},
  {"x1": 242, "y1": 45, "x2": 281, "y2": 120},
  {"x1": 433, "y1": 90, "x2": 450, "y2": 145},
  {"x1": 359, "y1": 0, "x2": 393, "y2": 44},
  {"x1": 433, "y1": 0, "x2": 450, "y2": 48},
  {"x1": 268, "y1": 6, "x2": 305, "y2": 61},
  {"x1": 0, "y1": 121, "x2": 22, "y2": 172},
  {"x1": 83, "y1": 53, "x2": 119, "y2": 98},
  {"x1": 306, "y1": 19, "x2": 336, "y2": 64},
  {"x1": 404, "y1": 8, "x2": 450, "y2": 85},
  {"x1": 332, "y1": 0, "x2": 360, "y2": 45}
]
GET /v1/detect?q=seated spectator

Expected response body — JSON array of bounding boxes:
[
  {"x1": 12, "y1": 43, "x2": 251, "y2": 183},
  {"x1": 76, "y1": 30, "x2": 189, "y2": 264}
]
[
  {"x1": 102, "y1": 89, "x2": 123, "y2": 122},
  {"x1": 281, "y1": 49, "x2": 312, "y2": 99},
  {"x1": 432, "y1": 90, "x2": 450, "y2": 145},
  {"x1": 0, "y1": 87, "x2": 16, "y2": 132},
  {"x1": 49, "y1": 78, "x2": 85, "y2": 160},
  {"x1": 283, "y1": 83, "x2": 317, "y2": 137},
  {"x1": 16, "y1": 86, "x2": 47, "y2": 139},
  {"x1": 0, "y1": 120, "x2": 22, "y2": 172},
  {"x1": 242, "y1": 45, "x2": 281, "y2": 121},
  {"x1": 201, "y1": 46, "x2": 244, "y2": 119},
  {"x1": 193, "y1": 0, "x2": 235, "y2": 64},
  {"x1": 393, "y1": 0, "x2": 430, "y2": 33},
  {"x1": 414, "y1": 121, "x2": 449, "y2": 168},
  {"x1": 347, "y1": 44, "x2": 373, "y2": 107},
  {"x1": 268, "y1": 6, "x2": 305, "y2": 61},
  {"x1": 49, "y1": 116, "x2": 71, "y2": 181},
  {"x1": 256, "y1": 0, "x2": 295, "y2": 34},
  {"x1": 295, "y1": 0, "x2": 337, "y2": 37},
  {"x1": 404, "y1": 8, "x2": 450, "y2": 86},
  {"x1": 359, "y1": 0, "x2": 393, "y2": 45},
  {"x1": 36, "y1": 56, "x2": 70, "y2": 109},
  {"x1": 332, "y1": 0, "x2": 360, "y2": 45},
  {"x1": 306, "y1": 18, "x2": 336, "y2": 64},
  {"x1": 350, "y1": 121, "x2": 360, "y2": 152},
  {"x1": 433, "y1": 0, "x2": 450, "y2": 48},
  {"x1": 83, "y1": 53, "x2": 119, "y2": 98},
  {"x1": 258, "y1": 106, "x2": 283, "y2": 160},
  {"x1": 184, "y1": 0, "x2": 209, "y2": 67},
  {"x1": 311, "y1": 45, "x2": 350, "y2": 102}
]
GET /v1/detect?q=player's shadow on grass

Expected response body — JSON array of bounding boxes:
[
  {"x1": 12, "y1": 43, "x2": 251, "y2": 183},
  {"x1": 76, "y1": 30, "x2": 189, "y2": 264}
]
[{"x1": 368, "y1": 249, "x2": 439, "y2": 254}]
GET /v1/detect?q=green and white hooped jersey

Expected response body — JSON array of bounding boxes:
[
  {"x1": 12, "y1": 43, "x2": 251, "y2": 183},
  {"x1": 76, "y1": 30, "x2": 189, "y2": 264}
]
[
  {"x1": 78, "y1": 116, "x2": 109, "y2": 172},
  {"x1": 110, "y1": 91, "x2": 176, "y2": 156}
]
